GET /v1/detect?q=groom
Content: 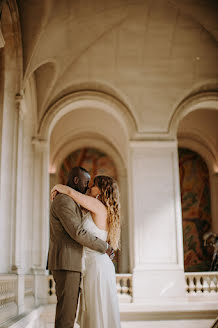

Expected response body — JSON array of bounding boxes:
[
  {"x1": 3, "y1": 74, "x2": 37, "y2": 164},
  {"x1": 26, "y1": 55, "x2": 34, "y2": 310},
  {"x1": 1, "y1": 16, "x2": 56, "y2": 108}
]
[{"x1": 47, "y1": 166, "x2": 113, "y2": 328}]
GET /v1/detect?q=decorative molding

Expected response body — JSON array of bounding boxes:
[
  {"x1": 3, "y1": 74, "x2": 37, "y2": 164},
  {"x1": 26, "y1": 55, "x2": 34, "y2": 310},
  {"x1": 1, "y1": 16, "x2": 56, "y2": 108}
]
[
  {"x1": 38, "y1": 90, "x2": 137, "y2": 139},
  {"x1": 130, "y1": 140, "x2": 178, "y2": 148},
  {"x1": 32, "y1": 136, "x2": 48, "y2": 151}
]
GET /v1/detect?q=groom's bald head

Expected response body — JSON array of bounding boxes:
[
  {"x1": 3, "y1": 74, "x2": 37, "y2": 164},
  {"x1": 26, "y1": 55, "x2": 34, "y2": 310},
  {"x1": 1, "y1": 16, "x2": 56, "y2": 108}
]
[{"x1": 67, "y1": 166, "x2": 90, "y2": 194}]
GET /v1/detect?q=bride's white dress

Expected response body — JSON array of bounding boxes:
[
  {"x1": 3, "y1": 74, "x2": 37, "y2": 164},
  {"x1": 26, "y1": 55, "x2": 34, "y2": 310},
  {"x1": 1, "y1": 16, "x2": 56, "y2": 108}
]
[{"x1": 77, "y1": 212, "x2": 121, "y2": 328}]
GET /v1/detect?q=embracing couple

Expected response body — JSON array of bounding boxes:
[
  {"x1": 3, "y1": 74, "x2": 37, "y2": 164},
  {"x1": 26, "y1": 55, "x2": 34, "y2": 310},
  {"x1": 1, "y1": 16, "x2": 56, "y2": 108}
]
[{"x1": 47, "y1": 166, "x2": 121, "y2": 328}]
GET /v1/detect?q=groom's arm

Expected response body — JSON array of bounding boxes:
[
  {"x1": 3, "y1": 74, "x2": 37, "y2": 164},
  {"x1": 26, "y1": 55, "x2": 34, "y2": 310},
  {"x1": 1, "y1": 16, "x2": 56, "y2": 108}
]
[{"x1": 52, "y1": 193, "x2": 108, "y2": 254}]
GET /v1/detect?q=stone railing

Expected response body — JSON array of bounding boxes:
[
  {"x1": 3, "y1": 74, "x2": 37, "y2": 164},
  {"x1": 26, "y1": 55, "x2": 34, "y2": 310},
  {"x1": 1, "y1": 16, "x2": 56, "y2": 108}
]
[
  {"x1": 0, "y1": 274, "x2": 17, "y2": 324},
  {"x1": 116, "y1": 274, "x2": 132, "y2": 302},
  {"x1": 185, "y1": 272, "x2": 218, "y2": 296},
  {"x1": 48, "y1": 273, "x2": 133, "y2": 303}
]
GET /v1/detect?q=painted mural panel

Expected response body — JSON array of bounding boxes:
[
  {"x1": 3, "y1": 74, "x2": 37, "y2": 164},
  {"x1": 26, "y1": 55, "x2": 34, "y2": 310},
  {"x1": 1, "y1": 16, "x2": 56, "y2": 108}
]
[{"x1": 178, "y1": 148, "x2": 212, "y2": 272}]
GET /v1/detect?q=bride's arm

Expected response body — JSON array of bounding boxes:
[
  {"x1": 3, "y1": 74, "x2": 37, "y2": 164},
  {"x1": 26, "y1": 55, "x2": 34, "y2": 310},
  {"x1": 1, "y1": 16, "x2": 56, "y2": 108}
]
[{"x1": 51, "y1": 184, "x2": 106, "y2": 215}]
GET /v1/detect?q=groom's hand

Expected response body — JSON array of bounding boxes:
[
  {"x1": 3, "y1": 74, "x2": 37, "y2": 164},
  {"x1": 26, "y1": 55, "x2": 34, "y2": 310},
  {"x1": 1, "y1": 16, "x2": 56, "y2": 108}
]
[{"x1": 106, "y1": 244, "x2": 115, "y2": 261}]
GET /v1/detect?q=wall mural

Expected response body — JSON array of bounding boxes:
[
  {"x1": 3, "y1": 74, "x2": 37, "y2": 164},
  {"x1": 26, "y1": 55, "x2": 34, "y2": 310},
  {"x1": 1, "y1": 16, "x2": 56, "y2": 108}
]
[
  {"x1": 178, "y1": 148, "x2": 212, "y2": 272},
  {"x1": 58, "y1": 147, "x2": 119, "y2": 271}
]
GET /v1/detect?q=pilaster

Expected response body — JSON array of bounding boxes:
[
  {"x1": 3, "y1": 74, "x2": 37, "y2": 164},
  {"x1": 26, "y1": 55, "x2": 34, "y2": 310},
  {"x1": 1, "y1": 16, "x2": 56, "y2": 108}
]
[
  {"x1": 31, "y1": 137, "x2": 49, "y2": 305},
  {"x1": 129, "y1": 140, "x2": 186, "y2": 302},
  {"x1": 11, "y1": 95, "x2": 25, "y2": 273}
]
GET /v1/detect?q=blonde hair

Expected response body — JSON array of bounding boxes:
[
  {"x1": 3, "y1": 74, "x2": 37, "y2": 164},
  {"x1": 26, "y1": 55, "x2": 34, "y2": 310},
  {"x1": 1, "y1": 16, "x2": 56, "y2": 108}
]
[{"x1": 94, "y1": 175, "x2": 121, "y2": 250}]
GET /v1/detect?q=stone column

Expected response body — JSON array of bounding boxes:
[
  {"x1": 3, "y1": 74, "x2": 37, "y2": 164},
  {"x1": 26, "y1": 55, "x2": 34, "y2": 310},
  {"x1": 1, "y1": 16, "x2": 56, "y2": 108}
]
[
  {"x1": 130, "y1": 140, "x2": 185, "y2": 302},
  {"x1": 11, "y1": 95, "x2": 25, "y2": 314},
  {"x1": 31, "y1": 137, "x2": 49, "y2": 305},
  {"x1": 11, "y1": 95, "x2": 25, "y2": 273}
]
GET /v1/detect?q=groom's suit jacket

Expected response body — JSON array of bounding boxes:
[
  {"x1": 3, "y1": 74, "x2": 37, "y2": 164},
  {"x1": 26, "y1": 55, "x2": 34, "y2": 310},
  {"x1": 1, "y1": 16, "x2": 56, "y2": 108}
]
[{"x1": 47, "y1": 193, "x2": 108, "y2": 272}]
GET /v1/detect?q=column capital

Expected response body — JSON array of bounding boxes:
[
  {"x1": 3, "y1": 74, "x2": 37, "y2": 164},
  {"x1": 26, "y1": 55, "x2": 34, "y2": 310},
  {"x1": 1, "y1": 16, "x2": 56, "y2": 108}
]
[
  {"x1": 11, "y1": 264, "x2": 25, "y2": 275},
  {"x1": 130, "y1": 139, "x2": 178, "y2": 149},
  {"x1": 32, "y1": 136, "x2": 49, "y2": 151},
  {"x1": 15, "y1": 93, "x2": 26, "y2": 119}
]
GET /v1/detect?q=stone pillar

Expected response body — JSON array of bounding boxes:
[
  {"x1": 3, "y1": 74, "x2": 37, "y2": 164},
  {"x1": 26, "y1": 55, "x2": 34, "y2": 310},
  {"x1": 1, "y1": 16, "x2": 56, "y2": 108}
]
[
  {"x1": 15, "y1": 271, "x2": 25, "y2": 314},
  {"x1": 10, "y1": 95, "x2": 25, "y2": 314},
  {"x1": 31, "y1": 137, "x2": 49, "y2": 305},
  {"x1": 11, "y1": 95, "x2": 25, "y2": 273},
  {"x1": 211, "y1": 173, "x2": 218, "y2": 234},
  {"x1": 130, "y1": 140, "x2": 185, "y2": 302}
]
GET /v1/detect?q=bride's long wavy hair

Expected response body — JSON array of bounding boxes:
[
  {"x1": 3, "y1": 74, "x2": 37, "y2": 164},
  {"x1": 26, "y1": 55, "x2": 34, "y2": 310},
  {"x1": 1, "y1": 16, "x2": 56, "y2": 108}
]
[{"x1": 94, "y1": 175, "x2": 121, "y2": 250}]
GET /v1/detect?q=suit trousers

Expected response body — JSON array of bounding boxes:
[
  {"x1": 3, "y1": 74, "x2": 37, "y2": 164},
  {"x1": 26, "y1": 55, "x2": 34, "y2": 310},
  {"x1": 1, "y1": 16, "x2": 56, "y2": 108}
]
[{"x1": 52, "y1": 270, "x2": 81, "y2": 328}]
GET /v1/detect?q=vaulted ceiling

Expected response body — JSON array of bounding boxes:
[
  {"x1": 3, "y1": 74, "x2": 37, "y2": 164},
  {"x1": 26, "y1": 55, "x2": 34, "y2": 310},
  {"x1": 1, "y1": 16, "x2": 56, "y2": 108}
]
[{"x1": 17, "y1": 0, "x2": 218, "y2": 132}]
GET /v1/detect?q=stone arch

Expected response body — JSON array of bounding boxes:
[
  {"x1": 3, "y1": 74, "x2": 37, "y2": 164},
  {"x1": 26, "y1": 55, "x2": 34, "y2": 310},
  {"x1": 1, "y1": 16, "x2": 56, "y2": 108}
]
[
  {"x1": 38, "y1": 90, "x2": 137, "y2": 140},
  {"x1": 178, "y1": 132, "x2": 218, "y2": 175},
  {"x1": 48, "y1": 106, "x2": 130, "y2": 272},
  {"x1": 169, "y1": 91, "x2": 218, "y2": 139},
  {"x1": 50, "y1": 132, "x2": 126, "y2": 179}
]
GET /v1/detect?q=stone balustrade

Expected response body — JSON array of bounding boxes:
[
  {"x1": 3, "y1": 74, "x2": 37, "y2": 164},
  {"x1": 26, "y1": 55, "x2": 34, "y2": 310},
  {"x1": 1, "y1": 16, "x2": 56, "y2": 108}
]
[
  {"x1": 0, "y1": 271, "x2": 217, "y2": 325},
  {"x1": 48, "y1": 273, "x2": 133, "y2": 303},
  {"x1": 116, "y1": 274, "x2": 132, "y2": 302},
  {"x1": 185, "y1": 272, "x2": 218, "y2": 296},
  {"x1": 0, "y1": 274, "x2": 17, "y2": 324}
]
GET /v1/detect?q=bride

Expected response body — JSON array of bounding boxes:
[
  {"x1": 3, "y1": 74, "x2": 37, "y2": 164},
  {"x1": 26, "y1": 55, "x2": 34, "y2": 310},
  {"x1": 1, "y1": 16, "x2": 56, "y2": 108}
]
[{"x1": 51, "y1": 175, "x2": 121, "y2": 328}]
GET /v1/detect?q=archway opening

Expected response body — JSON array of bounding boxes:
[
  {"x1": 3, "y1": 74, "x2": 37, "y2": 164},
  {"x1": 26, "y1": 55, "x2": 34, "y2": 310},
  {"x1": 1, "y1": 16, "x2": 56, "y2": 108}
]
[
  {"x1": 56, "y1": 147, "x2": 122, "y2": 272},
  {"x1": 47, "y1": 101, "x2": 130, "y2": 273}
]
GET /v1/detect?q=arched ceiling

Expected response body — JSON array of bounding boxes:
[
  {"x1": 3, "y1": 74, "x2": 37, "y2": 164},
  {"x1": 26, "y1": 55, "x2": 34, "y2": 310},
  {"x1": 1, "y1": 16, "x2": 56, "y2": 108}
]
[{"x1": 17, "y1": 0, "x2": 218, "y2": 133}]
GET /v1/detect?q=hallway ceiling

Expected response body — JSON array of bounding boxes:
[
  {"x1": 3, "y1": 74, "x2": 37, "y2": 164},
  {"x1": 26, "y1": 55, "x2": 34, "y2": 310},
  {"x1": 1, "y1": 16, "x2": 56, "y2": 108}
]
[{"x1": 17, "y1": 0, "x2": 218, "y2": 132}]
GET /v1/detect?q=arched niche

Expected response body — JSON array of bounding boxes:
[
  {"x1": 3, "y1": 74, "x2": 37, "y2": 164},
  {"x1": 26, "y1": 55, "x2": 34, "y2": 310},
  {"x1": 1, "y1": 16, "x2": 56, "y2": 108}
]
[
  {"x1": 38, "y1": 90, "x2": 137, "y2": 140},
  {"x1": 50, "y1": 136, "x2": 129, "y2": 273},
  {"x1": 46, "y1": 94, "x2": 131, "y2": 273}
]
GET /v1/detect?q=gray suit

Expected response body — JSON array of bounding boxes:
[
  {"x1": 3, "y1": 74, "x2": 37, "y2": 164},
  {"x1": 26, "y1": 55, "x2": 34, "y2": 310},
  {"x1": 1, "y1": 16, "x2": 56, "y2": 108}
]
[{"x1": 47, "y1": 193, "x2": 107, "y2": 328}]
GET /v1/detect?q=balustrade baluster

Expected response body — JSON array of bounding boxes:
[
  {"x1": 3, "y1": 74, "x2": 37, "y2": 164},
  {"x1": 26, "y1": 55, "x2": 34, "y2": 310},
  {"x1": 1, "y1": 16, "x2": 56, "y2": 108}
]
[
  {"x1": 210, "y1": 277, "x2": 216, "y2": 294},
  {"x1": 188, "y1": 275, "x2": 196, "y2": 295},
  {"x1": 202, "y1": 275, "x2": 210, "y2": 294},
  {"x1": 196, "y1": 276, "x2": 203, "y2": 294}
]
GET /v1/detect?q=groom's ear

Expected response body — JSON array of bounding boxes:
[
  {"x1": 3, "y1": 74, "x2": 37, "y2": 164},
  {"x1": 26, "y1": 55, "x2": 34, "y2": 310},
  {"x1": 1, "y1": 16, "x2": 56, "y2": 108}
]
[{"x1": 73, "y1": 176, "x2": 79, "y2": 184}]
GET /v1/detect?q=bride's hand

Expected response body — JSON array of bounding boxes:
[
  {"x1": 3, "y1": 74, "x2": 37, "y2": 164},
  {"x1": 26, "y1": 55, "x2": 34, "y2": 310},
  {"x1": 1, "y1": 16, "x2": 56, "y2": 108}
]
[{"x1": 50, "y1": 184, "x2": 70, "y2": 201}]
